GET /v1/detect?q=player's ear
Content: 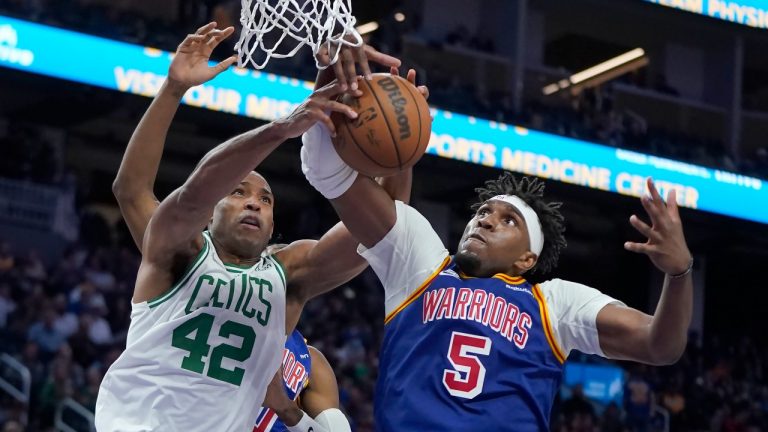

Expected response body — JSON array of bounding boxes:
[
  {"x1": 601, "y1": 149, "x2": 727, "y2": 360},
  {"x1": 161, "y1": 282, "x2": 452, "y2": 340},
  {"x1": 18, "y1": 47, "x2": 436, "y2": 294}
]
[{"x1": 514, "y1": 251, "x2": 537, "y2": 274}]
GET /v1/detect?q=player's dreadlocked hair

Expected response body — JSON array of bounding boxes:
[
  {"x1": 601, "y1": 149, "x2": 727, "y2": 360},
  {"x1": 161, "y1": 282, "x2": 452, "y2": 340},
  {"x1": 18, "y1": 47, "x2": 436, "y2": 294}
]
[{"x1": 471, "y1": 172, "x2": 567, "y2": 274}]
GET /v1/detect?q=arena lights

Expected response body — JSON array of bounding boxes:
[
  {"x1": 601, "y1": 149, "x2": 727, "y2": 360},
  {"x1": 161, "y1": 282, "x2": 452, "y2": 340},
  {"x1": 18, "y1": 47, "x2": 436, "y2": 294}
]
[
  {"x1": 355, "y1": 21, "x2": 380, "y2": 35},
  {"x1": 542, "y1": 48, "x2": 648, "y2": 96},
  {"x1": 0, "y1": 15, "x2": 765, "y2": 224}
]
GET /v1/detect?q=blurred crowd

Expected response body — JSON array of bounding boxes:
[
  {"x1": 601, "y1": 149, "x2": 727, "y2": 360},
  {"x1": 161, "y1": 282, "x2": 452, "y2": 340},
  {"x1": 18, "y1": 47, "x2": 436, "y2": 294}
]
[
  {"x1": 1, "y1": 0, "x2": 767, "y2": 180},
  {"x1": 2, "y1": 2, "x2": 768, "y2": 432},
  {"x1": 1, "y1": 215, "x2": 768, "y2": 431}
]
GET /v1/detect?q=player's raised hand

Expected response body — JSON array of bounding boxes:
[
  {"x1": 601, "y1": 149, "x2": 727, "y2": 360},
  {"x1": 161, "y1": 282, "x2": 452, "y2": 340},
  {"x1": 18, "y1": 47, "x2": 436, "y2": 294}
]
[
  {"x1": 625, "y1": 178, "x2": 693, "y2": 276},
  {"x1": 390, "y1": 66, "x2": 430, "y2": 100},
  {"x1": 315, "y1": 36, "x2": 401, "y2": 91},
  {"x1": 167, "y1": 22, "x2": 237, "y2": 90},
  {"x1": 276, "y1": 80, "x2": 359, "y2": 138}
]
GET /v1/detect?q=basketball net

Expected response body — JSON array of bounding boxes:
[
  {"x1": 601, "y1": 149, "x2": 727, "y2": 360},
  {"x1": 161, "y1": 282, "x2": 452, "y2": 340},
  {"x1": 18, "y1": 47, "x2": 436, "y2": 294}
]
[{"x1": 235, "y1": 0, "x2": 363, "y2": 70}]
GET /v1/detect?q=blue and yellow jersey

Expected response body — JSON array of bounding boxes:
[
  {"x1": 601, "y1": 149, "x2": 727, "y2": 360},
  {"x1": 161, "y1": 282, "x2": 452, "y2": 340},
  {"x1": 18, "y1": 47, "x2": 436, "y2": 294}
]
[
  {"x1": 376, "y1": 259, "x2": 566, "y2": 431},
  {"x1": 254, "y1": 329, "x2": 312, "y2": 432}
]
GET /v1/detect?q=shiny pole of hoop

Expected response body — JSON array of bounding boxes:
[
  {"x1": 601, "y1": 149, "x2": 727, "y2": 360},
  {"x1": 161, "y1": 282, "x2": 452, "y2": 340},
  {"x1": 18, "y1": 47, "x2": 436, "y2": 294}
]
[{"x1": 235, "y1": 0, "x2": 363, "y2": 70}]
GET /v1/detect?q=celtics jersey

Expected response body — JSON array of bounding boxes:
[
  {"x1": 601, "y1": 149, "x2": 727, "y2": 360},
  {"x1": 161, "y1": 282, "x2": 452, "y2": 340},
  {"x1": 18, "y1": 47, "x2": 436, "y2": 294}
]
[{"x1": 96, "y1": 231, "x2": 287, "y2": 432}]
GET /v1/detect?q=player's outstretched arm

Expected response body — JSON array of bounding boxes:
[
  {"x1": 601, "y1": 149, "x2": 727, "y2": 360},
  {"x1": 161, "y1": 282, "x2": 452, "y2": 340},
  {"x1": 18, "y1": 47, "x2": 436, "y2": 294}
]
[
  {"x1": 595, "y1": 178, "x2": 693, "y2": 365},
  {"x1": 113, "y1": 22, "x2": 236, "y2": 251},
  {"x1": 278, "y1": 69, "x2": 427, "y2": 303},
  {"x1": 137, "y1": 81, "x2": 357, "y2": 303}
]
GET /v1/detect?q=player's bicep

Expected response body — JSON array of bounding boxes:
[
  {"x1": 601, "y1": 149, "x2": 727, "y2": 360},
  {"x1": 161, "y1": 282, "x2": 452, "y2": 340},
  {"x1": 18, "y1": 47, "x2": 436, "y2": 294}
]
[
  {"x1": 143, "y1": 188, "x2": 207, "y2": 262},
  {"x1": 117, "y1": 195, "x2": 160, "y2": 252},
  {"x1": 358, "y1": 201, "x2": 449, "y2": 317},
  {"x1": 330, "y1": 175, "x2": 398, "y2": 249},
  {"x1": 596, "y1": 304, "x2": 654, "y2": 362},
  {"x1": 540, "y1": 279, "x2": 626, "y2": 358},
  {"x1": 284, "y1": 225, "x2": 368, "y2": 300},
  {"x1": 301, "y1": 347, "x2": 340, "y2": 416}
]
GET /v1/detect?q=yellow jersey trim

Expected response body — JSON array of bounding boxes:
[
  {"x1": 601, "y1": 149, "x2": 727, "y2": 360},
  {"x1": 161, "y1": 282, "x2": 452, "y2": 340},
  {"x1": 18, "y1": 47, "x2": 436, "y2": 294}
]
[
  {"x1": 457, "y1": 271, "x2": 525, "y2": 285},
  {"x1": 532, "y1": 284, "x2": 566, "y2": 363},
  {"x1": 384, "y1": 256, "x2": 452, "y2": 325}
]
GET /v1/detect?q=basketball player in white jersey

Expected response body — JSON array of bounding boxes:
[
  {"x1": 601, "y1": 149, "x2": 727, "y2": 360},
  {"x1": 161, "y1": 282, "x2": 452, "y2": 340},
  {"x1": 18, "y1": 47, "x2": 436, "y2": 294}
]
[{"x1": 96, "y1": 23, "x2": 402, "y2": 431}]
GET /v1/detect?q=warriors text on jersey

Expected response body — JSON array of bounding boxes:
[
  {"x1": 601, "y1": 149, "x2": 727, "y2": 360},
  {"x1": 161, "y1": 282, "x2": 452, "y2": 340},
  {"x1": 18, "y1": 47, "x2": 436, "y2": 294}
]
[
  {"x1": 254, "y1": 329, "x2": 312, "y2": 432},
  {"x1": 96, "y1": 231, "x2": 287, "y2": 432},
  {"x1": 359, "y1": 201, "x2": 622, "y2": 432}
]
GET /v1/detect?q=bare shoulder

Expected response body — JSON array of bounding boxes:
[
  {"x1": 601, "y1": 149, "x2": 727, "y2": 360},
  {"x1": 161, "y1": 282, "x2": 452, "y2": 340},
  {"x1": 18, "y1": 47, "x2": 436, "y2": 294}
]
[
  {"x1": 308, "y1": 345, "x2": 330, "y2": 364},
  {"x1": 307, "y1": 345, "x2": 335, "y2": 379},
  {"x1": 272, "y1": 239, "x2": 318, "y2": 280},
  {"x1": 133, "y1": 235, "x2": 205, "y2": 303}
]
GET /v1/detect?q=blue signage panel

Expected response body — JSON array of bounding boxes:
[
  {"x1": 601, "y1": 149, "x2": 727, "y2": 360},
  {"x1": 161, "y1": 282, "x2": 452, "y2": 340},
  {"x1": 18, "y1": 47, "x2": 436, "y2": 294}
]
[
  {"x1": 1, "y1": 15, "x2": 766, "y2": 223},
  {"x1": 562, "y1": 362, "x2": 625, "y2": 405},
  {"x1": 643, "y1": 0, "x2": 768, "y2": 29}
]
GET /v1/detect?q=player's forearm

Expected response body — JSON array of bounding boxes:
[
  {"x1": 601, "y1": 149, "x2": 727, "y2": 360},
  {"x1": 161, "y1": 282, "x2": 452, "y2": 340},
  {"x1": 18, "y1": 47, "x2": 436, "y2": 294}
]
[
  {"x1": 378, "y1": 168, "x2": 413, "y2": 204},
  {"x1": 113, "y1": 80, "x2": 187, "y2": 199},
  {"x1": 177, "y1": 122, "x2": 289, "y2": 212},
  {"x1": 275, "y1": 405, "x2": 305, "y2": 427},
  {"x1": 646, "y1": 273, "x2": 693, "y2": 364},
  {"x1": 330, "y1": 176, "x2": 398, "y2": 248}
]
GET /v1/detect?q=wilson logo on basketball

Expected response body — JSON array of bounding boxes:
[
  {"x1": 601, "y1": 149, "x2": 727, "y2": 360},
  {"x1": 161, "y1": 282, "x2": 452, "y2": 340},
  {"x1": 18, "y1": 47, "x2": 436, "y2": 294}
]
[{"x1": 376, "y1": 77, "x2": 412, "y2": 141}]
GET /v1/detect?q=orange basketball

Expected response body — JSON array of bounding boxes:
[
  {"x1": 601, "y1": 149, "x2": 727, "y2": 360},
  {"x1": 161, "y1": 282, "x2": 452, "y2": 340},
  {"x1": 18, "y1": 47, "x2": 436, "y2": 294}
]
[{"x1": 331, "y1": 74, "x2": 432, "y2": 177}]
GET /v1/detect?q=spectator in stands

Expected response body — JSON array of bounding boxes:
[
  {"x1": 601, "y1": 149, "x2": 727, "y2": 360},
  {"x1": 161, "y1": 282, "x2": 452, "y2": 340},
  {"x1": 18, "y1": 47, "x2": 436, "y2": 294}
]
[
  {"x1": 0, "y1": 283, "x2": 15, "y2": 330},
  {"x1": 1, "y1": 420, "x2": 22, "y2": 432},
  {"x1": 660, "y1": 378, "x2": 686, "y2": 430},
  {"x1": 50, "y1": 293, "x2": 76, "y2": 337},
  {"x1": 624, "y1": 366, "x2": 655, "y2": 432},
  {"x1": 67, "y1": 277, "x2": 107, "y2": 316},
  {"x1": 561, "y1": 384, "x2": 598, "y2": 432},
  {"x1": 600, "y1": 402, "x2": 625, "y2": 432},
  {"x1": 0, "y1": 243, "x2": 14, "y2": 274},
  {"x1": 26, "y1": 307, "x2": 65, "y2": 358}
]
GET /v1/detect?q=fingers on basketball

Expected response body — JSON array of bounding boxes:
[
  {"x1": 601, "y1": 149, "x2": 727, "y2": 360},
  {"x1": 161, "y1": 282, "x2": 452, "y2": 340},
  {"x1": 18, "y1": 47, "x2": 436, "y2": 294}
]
[{"x1": 331, "y1": 74, "x2": 432, "y2": 177}]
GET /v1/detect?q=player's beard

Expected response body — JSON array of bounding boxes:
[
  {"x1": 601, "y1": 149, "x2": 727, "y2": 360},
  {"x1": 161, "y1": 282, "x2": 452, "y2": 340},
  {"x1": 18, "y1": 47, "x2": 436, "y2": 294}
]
[{"x1": 454, "y1": 250, "x2": 482, "y2": 277}]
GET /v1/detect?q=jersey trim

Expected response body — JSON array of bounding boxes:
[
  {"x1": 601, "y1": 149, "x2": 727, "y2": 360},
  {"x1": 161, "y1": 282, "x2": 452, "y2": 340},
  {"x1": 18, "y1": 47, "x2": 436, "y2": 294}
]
[
  {"x1": 253, "y1": 409, "x2": 277, "y2": 432},
  {"x1": 532, "y1": 284, "x2": 566, "y2": 363},
  {"x1": 458, "y1": 271, "x2": 525, "y2": 285},
  {"x1": 384, "y1": 256, "x2": 452, "y2": 325},
  {"x1": 268, "y1": 255, "x2": 288, "y2": 292},
  {"x1": 147, "y1": 237, "x2": 211, "y2": 309},
  {"x1": 493, "y1": 273, "x2": 526, "y2": 285}
]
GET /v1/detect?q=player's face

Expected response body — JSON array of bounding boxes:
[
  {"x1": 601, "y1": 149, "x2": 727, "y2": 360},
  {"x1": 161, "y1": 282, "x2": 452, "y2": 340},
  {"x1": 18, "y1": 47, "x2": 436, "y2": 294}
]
[
  {"x1": 210, "y1": 172, "x2": 275, "y2": 258},
  {"x1": 454, "y1": 200, "x2": 534, "y2": 277}
]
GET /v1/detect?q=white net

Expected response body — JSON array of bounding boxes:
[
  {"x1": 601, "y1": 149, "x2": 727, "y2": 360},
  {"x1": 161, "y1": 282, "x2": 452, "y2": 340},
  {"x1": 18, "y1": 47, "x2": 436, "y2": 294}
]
[{"x1": 236, "y1": 0, "x2": 363, "y2": 70}]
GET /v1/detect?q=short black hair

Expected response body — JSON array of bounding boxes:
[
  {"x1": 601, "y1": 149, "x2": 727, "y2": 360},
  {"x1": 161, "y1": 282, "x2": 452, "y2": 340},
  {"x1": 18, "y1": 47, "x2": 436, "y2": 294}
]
[{"x1": 471, "y1": 172, "x2": 566, "y2": 274}]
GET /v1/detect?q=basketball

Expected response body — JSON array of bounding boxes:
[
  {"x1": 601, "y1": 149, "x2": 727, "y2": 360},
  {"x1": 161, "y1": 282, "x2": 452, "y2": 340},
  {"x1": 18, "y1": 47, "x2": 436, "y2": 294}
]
[{"x1": 331, "y1": 74, "x2": 432, "y2": 177}]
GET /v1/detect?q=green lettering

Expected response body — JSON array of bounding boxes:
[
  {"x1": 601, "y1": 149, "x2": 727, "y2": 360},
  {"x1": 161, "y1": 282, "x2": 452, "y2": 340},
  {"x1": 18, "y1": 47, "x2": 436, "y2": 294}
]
[
  {"x1": 209, "y1": 278, "x2": 227, "y2": 308},
  {"x1": 225, "y1": 275, "x2": 242, "y2": 309},
  {"x1": 234, "y1": 277, "x2": 247, "y2": 313},
  {"x1": 242, "y1": 278, "x2": 257, "y2": 318},
  {"x1": 257, "y1": 279, "x2": 272, "y2": 326},
  {"x1": 185, "y1": 275, "x2": 215, "y2": 314}
]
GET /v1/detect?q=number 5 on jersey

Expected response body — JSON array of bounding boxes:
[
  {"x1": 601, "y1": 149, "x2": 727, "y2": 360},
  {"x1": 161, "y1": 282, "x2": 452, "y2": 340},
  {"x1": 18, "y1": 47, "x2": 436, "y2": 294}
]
[{"x1": 442, "y1": 331, "x2": 492, "y2": 399}]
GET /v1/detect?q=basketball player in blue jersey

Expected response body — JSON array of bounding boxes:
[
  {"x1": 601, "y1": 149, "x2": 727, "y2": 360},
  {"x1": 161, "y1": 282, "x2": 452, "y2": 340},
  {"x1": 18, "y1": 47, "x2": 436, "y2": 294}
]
[
  {"x1": 300, "y1": 88, "x2": 694, "y2": 429},
  {"x1": 109, "y1": 24, "x2": 413, "y2": 431},
  {"x1": 254, "y1": 329, "x2": 345, "y2": 432}
]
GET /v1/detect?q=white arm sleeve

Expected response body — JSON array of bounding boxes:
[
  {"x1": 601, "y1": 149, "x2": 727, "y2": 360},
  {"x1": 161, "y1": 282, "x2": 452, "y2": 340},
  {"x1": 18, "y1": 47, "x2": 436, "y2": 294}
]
[
  {"x1": 357, "y1": 200, "x2": 450, "y2": 317},
  {"x1": 539, "y1": 278, "x2": 625, "y2": 357},
  {"x1": 286, "y1": 412, "x2": 327, "y2": 432},
  {"x1": 315, "y1": 408, "x2": 351, "y2": 432}
]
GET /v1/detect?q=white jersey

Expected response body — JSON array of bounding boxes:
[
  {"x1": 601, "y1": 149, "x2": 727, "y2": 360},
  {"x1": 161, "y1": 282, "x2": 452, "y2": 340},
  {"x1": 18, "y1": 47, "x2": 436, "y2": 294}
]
[{"x1": 96, "y1": 231, "x2": 287, "y2": 432}]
